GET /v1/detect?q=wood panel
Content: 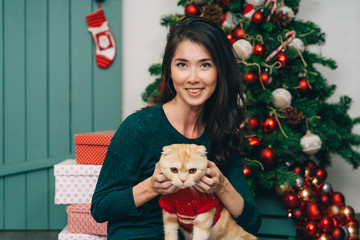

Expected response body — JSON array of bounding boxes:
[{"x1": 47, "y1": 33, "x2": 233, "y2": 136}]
[
  {"x1": 0, "y1": 0, "x2": 122, "y2": 230},
  {"x1": 48, "y1": 0, "x2": 71, "y2": 158},
  {"x1": 71, "y1": 0, "x2": 93, "y2": 149},
  {"x1": 93, "y1": 1, "x2": 122, "y2": 131}
]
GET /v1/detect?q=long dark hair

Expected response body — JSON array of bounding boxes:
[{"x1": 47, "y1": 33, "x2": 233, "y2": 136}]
[{"x1": 159, "y1": 16, "x2": 247, "y2": 166}]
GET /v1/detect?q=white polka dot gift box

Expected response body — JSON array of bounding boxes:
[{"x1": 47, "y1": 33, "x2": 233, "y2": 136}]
[
  {"x1": 67, "y1": 204, "x2": 107, "y2": 236},
  {"x1": 54, "y1": 159, "x2": 102, "y2": 204},
  {"x1": 74, "y1": 130, "x2": 116, "y2": 165},
  {"x1": 59, "y1": 225, "x2": 107, "y2": 240}
]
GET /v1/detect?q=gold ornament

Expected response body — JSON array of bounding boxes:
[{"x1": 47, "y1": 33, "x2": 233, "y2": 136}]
[
  {"x1": 328, "y1": 204, "x2": 341, "y2": 216},
  {"x1": 275, "y1": 183, "x2": 292, "y2": 196},
  {"x1": 347, "y1": 224, "x2": 359, "y2": 239},
  {"x1": 312, "y1": 177, "x2": 323, "y2": 188},
  {"x1": 341, "y1": 205, "x2": 355, "y2": 219},
  {"x1": 299, "y1": 187, "x2": 313, "y2": 202},
  {"x1": 304, "y1": 166, "x2": 315, "y2": 179},
  {"x1": 318, "y1": 233, "x2": 332, "y2": 240}
]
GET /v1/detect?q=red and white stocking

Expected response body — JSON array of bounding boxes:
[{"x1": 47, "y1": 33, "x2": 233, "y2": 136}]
[{"x1": 86, "y1": 7, "x2": 116, "y2": 68}]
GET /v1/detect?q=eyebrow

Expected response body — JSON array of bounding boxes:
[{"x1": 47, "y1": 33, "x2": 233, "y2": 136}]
[{"x1": 173, "y1": 58, "x2": 213, "y2": 62}]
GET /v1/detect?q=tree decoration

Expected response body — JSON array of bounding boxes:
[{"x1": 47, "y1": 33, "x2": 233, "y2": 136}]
[
  {"x1": 243, "y1": 72, "x2": 258, "y2": 85},
  {"x1": 264, "y1": 0, "x2": 278, "y2": 21},
  {"x1": 265, "y1": 31, "x2": 296, "y2": 62},
  {"x1": 222, "y1": 11, "x2": 237, "y2": 30},
  {"x1": 253, "y1": 44, "x2": 268, "y2": 57},
  {"x1": 185, "y1": 3, "x2": 200, "y2": 16},
  {"x1": 233, "y1": 28, "x2": 246, "y2": 39},
  {"x1": 248, "y1": 116, "x2": 260, "y2": 131},
  {"x1": 304, "y1": 221, "x2": 320, "y2": 238},
  {"x1": 319, "y1": 216, "x2": 335, "y2": 233},
  {"x1": 332, "y1": 192, "x2": 345, "y2": 207},
  {"x1": 300, "y1": 130, "x2": 322, "y2": 155},
  {"x1": 245, "y1": 0, "x2": 265, "y2": 6},
  {"x1": 258, "y1": 146, "x2": 277, "y2": 168},
  {"x1": 283, "y1": 191, "x2": 300, "y2": 209},
  {"x1": 243, "y1": 4, "x2": 255, "y2": 18},
  {"x1": 298, "y1": 77, "x2": 312, "y2": 94},
  {"x1": 233, "y1": 39, "x2": 253, "y2": 59},
  {"x1": 201, "y1": 3, "x2": 224, "y2": 25},
  {"x1": 331, "y1": 227, "x2": 346, "y2": 240},
  {"x1": 272, "y1": 88, "x2": 292, "y2": 109},
  {"x1": 260, "y1": 72, "x2": 272, "y2": 86},
  {"x1": 252, "y1": 11, "x2": 265, "y2": 24},
  {"x1": 281, "y1": 106, "x2": 304, "y2": 125},
  {"x1": 262, "y1": 116, "x2": 279, "y2": 133},
  {"x1": 248, "y1": 136, "x2": 262, "y2": 146},
  {"x1": 289, "y1": 38, "x2": 305, "y2": 53},
  {"x1": 271, "y1": 6, "x2": 295, "y2": 28}
]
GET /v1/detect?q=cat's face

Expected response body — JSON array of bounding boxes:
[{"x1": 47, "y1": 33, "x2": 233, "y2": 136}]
[{"x1": 159, "y1": 144, "x2": 208, "y2": 189}]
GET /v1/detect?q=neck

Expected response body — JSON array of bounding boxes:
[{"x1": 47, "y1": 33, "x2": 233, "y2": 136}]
[{"x1": 163, "y1": 100, "x2": 205, "y2": 139}]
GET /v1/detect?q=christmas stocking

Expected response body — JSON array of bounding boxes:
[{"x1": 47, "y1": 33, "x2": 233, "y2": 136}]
[{"x1": 86, "y1": 7, "x2": 116, "y2": 68}]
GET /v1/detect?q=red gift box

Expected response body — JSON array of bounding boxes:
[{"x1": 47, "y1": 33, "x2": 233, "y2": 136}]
[
  {"x1": 75, "y1": 130, "x2": 116, "y2": 165},
  {"x1": 67, "y1": 204, "x2": 107, "y2": 236}
]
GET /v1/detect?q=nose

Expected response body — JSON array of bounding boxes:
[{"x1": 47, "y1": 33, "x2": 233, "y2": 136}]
[
  {"x1": 187, "y1": 67, "x2": 199, "y2": 84},
  {"x1": 181, "y1": 179, "x2": 186, "y2": 183}
]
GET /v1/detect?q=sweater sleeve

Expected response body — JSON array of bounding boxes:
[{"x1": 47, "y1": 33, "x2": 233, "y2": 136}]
[
  {"x1": 91, "y1": 113, "x2": 149, "y2": 223},
  {"x1": 225, "y1": 155, "x2": 262, "y2": 234}
]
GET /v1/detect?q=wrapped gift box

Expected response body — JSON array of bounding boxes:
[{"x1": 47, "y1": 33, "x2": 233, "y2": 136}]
[
  {"x1": 67, "y1": 204, "x2": 107, "y2": 236},
  {"x1": 75, "y1": 130, "x2": 116, "y2": 165},
  {"x1": 54, "y1": 159, "x2": 102, "y2": 204},
  {"x1": 59, "y1": 225, "x2": 107, "y2": 240}
]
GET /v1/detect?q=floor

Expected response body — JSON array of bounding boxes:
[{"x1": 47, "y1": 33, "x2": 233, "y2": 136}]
[
  {"x1": 0, "y1": 214, "x2": 359, "y2": 240},
  {"x1": 0, "y1": 230, "x2": 60, "y2": 240}
]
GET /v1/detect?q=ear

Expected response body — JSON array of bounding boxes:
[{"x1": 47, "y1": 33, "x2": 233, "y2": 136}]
[
  {"x1": 161, "y1": 145, "x2": 172, "y2": 156},
  {"x1": 196, "y1": 145, "x2": 207, "y2": 157}
]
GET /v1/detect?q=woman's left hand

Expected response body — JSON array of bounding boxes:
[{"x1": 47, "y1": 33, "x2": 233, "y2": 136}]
[{"x1": 194, "y1": 160, "x2": 226, "y2": 194}]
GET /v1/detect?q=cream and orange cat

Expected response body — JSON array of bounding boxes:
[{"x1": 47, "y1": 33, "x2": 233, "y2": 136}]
[{"x1": 158, "y1": 144, "x2": 257, "y2": 240}]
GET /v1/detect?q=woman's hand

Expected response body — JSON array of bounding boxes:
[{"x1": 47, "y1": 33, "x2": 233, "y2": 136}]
[
  {"x1": 151, "y1": 163, "x2": 179, "y2": 195},
  {"x1": 194, "y1": 160, "x2": 226, "y2": 194}
]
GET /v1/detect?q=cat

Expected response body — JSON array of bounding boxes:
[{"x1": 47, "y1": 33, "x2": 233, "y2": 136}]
[{"x1": 158, "y1": 143, "x2": 257, "y2": 240}]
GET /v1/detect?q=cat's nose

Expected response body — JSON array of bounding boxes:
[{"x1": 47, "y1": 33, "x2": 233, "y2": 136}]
[{"x1": 181, "y1": 179, "x2": 186, "y2": 183}]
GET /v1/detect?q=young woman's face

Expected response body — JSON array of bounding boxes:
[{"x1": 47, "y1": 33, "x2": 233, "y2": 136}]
[{"x1": 170, "y1": 40, "x2": 217, "y2": 108}]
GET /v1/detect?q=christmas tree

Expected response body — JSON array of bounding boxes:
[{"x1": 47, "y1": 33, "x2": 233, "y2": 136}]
[{"x1": 141, "y1": 0, "x2": 360, "y2": 238}]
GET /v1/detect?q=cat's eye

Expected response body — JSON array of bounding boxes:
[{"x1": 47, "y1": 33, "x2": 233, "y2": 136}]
[
  {"x1": 189, "y1": 168, "x2": 197, "y2": 174},
  {"x1": 170, "y1": 168, "x2": 178, "y2": 173}
]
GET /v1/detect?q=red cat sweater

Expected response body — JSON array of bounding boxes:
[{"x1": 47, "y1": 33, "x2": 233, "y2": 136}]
[{"x1": 159, "y1": 188, "x2": 223, "y2": 232}]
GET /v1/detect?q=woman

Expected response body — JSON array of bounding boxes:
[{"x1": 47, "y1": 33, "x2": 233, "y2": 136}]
[{"x1": 91, "y1": 16, "x2": 261, "y2": 239}]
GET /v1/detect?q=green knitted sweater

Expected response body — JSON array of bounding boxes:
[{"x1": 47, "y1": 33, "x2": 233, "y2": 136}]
[{"x1": 91, "y1": 104, "x2": 261, "y2": 240}]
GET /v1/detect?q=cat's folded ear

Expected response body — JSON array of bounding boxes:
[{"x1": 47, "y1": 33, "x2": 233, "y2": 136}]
[
  {"x1": 161, "y1": 145, "x2": 172, "y2": 156},
  {"x1": 196, "y1": 145, "x2": 207, "y2": 156}
]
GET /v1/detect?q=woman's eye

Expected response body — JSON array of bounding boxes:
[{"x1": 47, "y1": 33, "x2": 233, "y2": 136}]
[
  {"x1": 177, "y1": 62, "x2": 186, "y2": 67},
  {"x1": 170, "y1": 168, "x2": 178, "y2": 173},
  {"x1": 201, "y1": 62, "x2": 211, "y2": 68},
  {"x1": 189, "y1": 168, "x2": 197, "y2": 174}
]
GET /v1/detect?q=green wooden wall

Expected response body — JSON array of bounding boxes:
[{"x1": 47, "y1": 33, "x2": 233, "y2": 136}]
[{"x1": 0, "y1": 0, "x2": 122, "y2": 230}]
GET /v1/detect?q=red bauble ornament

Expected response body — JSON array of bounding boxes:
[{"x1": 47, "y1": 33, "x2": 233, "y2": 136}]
[
  {"x1": 253, "y1": 44, "x2": 268, "y2": 57},
  {"x1": 320, "y1": 216, "x2": 335, "y2": 233},
  {"x1": 243, "y1": 72, "x2": 258, "y2": 85},
  {"x1": 217, "y1": 0, "x2": 231, "y2": 6},
  {"x1": 347, "y1": 218, "x2": 359, "y2": 228},
  {"x1": 292, "y1": 208, "x2": 305, "y2": 222},
  {"x1": 320, "y1": 193, "x2": 332, "y2": 206},
  {"x1": 233, "y1": 28, "x2": 245, "y2": 39},
  {"x1": 244, "y1": 165, "x2": 254, "y2": 178},
  {"x1": 260, "y1": 72, "x2": 272, "y2": 86},
  {"x1": 316, "y1": 168, "x2": 328, "y2": 181},
  {"x1": 305, "y1": 221, "x2": 320, "y2": 238},
  {"x1": 276, "y1": 52, "x2": 289, "y2": 68},
  {"x1": 332, "y1": 227, "x2": 346, "y2": 240},
  {"x1": 262, "y1": 116, "x2": 279, "y2": 133},
  {"x1": 306, "y1": 203, "x2": 323, "y2": 221},
  {"x1": 283, "y1": 191, "x2": 300, "y2": 209},
  {"x1": 248, "y1": 117, "x2": 260, "y2": 131},
  {"x1": 185, "y1": 3, "x2": 200, "y2": 16},
  {"x1": 248, "y1": 136, "x2": 262, "y2": 146},
  {"x1": 298, "y1": 78, "x2": 310, "y2": 94},
  {"x1": 252, "y1": 11, "x2": 264, "y2": 24},
  {"x1": 293, "y1": 165, "x2": 305, "y2": 176},
  {"x1": 304, "y1": 159, "x2": 318, "y2": 170},
  {"x1": 259, "y1": 147, "x2": 277, "y2": 168},
  {"x1": 158, "y1": 80, "x2": 165, "y2": 92},
  {"x1": 226, "y1": 33, "x2": 236, "y2": 44},
  {"x1": 332, "y1": 192, "x2": 345, "y2": 207}
]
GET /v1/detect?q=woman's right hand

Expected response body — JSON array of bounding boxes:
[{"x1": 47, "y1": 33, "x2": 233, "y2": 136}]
[{"x1": 151, "y1": 163, "x2": 179, "y2": 195}]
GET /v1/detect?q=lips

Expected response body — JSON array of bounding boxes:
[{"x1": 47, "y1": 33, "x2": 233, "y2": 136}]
[{"x1": 186, "y1": 88, "x2": 204, "y2": 93}]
